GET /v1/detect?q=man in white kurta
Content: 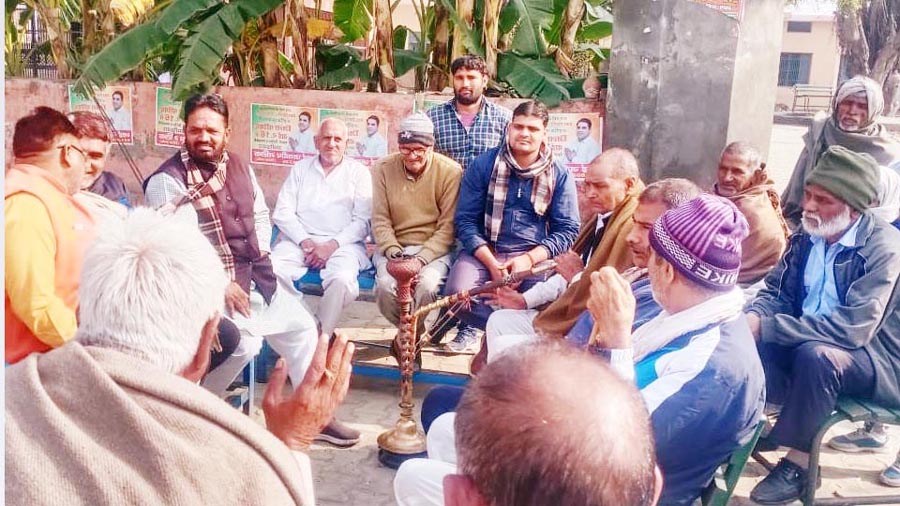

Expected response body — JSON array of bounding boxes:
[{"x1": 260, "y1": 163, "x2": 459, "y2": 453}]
[{"x1": 272, "y1": 117, "x2": 373, "y2": 336}]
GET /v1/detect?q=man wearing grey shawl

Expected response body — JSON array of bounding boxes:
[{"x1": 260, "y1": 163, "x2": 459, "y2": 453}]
[{"x1": 782, "y1": 75, "x2": 900, "y2": 230}]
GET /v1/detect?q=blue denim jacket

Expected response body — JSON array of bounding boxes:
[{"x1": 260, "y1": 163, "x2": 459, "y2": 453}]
[{"x1": 454, "y1": 146, "x2": 581, "y2": 256}]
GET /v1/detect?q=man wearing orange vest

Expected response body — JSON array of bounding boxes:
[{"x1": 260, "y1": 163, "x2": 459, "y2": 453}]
[{"x1": 5, "y1": 106, "x2": 96, "y2": 364}]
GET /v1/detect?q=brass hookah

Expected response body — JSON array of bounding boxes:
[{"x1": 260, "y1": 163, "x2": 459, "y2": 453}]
[{"x1": 377, "y1": 255, "x2": 557, "y2": 466}]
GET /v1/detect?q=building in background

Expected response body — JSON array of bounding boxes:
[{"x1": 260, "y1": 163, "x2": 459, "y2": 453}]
[{"x1": 774, "y1": 0, "x2": 840, "y2": 111}]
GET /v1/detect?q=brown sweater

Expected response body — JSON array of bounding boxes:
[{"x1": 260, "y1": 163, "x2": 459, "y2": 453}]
[{"x1": 372, "y1": 152, "x2": 462, "y2": 263}]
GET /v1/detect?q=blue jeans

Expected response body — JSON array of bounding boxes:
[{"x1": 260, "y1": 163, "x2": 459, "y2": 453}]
[{"x1": 444, "y1": 251, "x2": 544, "y2": 330}]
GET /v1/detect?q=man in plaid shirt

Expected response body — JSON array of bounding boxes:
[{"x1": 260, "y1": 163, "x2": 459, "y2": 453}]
[
  {"x1": 427, "y1": 55, "x2": 512, "y2": 351},
  {"x1": 427, "y1": 55, "x2": 512, "y2": 171}
]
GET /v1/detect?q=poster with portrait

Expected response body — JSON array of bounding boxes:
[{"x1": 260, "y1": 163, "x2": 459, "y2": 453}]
[
  {"x1": 547, "y1": 113, "x2": 603, "y2": 181},
  {"x1": 154, "y1": 87, "x2": 185, "y2": 148},
  {"x1": 68, "y1": 84, "x2": 134, "y2": 144},
  {"x1": 319, "y1": 108, "x2": 389, "y2": 167},
  {"x1": 250, "y1": 103, "x2": 319, "y2": 166}
]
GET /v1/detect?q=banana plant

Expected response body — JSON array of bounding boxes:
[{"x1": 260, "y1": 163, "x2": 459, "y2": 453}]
[{"x1": 74, "y1": 0, "x2": 284, "y2": 99}]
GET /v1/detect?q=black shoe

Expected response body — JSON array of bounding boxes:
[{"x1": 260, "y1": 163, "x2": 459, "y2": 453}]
[
  {"x1": 750, "y1": 458, "x2": 819, "y2": 505},
  {"x1": 314, "y1": 418, "x2": 360, "y2": 448}
]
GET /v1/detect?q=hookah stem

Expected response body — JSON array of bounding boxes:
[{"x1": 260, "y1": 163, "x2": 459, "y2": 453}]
[{"x1": 411, "y1": 261, "x2": 558, "y2": 350}]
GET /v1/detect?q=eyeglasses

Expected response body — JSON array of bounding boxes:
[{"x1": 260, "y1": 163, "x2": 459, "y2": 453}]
[
  {"x1": 57, "y1": 144, "x2": 87, "y2": 161},
  {"x1": 399, "y1": 146, "x2": 429, "y2": 157}
]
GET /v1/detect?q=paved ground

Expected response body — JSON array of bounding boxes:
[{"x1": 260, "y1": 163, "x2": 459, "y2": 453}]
[{"x1": 240, "y1": 123, "x2": 900, "y2": 505}]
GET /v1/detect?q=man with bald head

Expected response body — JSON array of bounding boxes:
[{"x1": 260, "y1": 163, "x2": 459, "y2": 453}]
[
  {"x1": 272, "y1": 117, "x2": 373, "y2": 339},
  {"x1": 395, "y1": 341, "x2": 663, "y2": 506},
  {"x1": 479, "y1": 147, "x2": 644, "y2": 359}
]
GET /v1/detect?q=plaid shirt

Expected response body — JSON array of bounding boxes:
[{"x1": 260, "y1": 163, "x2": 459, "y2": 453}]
[{"x1": 427, "y1": 98, "x2": 512, "y2": 170}]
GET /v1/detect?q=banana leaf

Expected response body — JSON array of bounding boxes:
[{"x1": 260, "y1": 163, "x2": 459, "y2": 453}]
[
  {"x1": 497, "y1": 53, "x2": 572, "y2": 107},
  {"x1": 315, "y1": 43, "x2": 370, "y2": 89},
  {"x1": 173, "y1": 0, "x2": 284, "y2": 100},
  {"x1": 394, "y1": 47, "x2": 427, "y2": 76},
  {"x1": 578, "y1": 1, "x2": 612, "y2": 41},
  {"x1": 333, "y1": 0, "x2": 372, "y2": 42},
  {"x1": 437, "y1": 0, "x2": 483, "y2": 56},
  {"x1": 75, "y1": 23, "x2": 168, "y2": 95},
  {"x1": 498, "y1": 0, "x2": 556, "y2": 56}
]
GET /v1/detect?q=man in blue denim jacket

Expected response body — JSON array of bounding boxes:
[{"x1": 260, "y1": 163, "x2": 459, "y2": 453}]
[{"x1": 442, "y1": 101, "x2": 580, "y2": 352}]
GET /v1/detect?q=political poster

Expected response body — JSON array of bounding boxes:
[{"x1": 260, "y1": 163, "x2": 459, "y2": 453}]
[
  {"x1": 319, "y1": 108, "x2": 389, "y2": 167},
  {"x1": 250, "y1": 103, "x2": 319, "y2": 166},
  {"x1": 154, "y1": 87, "x2": 185, "y2": 148},
  {"x1": 547, "y1": 113, "x2": 603, "y2": 181},
  {"x1": 68, "y1": 84, "x2": 134, "y2": 144}
]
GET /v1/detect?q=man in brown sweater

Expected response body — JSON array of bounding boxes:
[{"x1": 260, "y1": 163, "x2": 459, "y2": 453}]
[{"x1": 371, "y1": 113, "x2": 463, "y2": 332}]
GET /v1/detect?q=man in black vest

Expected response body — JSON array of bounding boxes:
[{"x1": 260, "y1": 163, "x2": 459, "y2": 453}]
[{"x1": 144, "y1": 94, "x2": 360, "y2": 447}]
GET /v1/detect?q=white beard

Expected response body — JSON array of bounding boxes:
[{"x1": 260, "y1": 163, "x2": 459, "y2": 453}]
[{"x1": 801, "y1": 206, "x2": 853, "y2": 238}]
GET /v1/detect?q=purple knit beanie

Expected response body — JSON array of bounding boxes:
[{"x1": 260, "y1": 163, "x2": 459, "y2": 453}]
[{"x1": 648, "y1": 194, "x2": 749, "y2": 291}]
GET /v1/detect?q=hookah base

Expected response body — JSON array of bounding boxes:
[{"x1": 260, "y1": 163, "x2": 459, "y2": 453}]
[{"x1": 378, "y1": 448, "x2": 428, "y2": 469}]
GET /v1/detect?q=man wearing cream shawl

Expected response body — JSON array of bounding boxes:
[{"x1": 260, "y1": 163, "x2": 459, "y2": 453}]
[
  {"x1": 480, "y1": 148, "x2": 643, "y2": 358},
  {"x1": 713, "y1": 141, "x2": 788, "y2": 288},
  {"x1": 6, "y1": 209, "x2": 354, "y2": 505},
  {"x1": 782, "y1": 75, "x2": 900, "y2": 230}
]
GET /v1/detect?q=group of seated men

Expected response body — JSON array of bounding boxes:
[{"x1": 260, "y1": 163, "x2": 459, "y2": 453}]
[{"x1": 5, "y1": 54, "x2": 900, "y2": 505}]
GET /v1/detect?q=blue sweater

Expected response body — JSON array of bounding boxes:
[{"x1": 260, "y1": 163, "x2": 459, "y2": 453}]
[
  {"x1": 634, "y1": 317, "x2": 765, "y2": 506},
  {"x1": 454, "y1": 147, "x2": 581, "y2": 256}
]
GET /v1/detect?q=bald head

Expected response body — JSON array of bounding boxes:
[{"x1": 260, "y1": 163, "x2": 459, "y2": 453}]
[
  {"x1": 453, "y1": 342, "x2": 658, "y2": 506},
  {"x1": 316, "y1": 117, "x2": 349, "y2": 168},
  {"x1": 583, "y1": 148, "x2": 642, "y2": 214}
]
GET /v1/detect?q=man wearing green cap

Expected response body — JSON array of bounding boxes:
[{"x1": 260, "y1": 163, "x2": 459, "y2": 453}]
[{"x1": 745, "y1": 145, "x2": 900, "y2": 505}]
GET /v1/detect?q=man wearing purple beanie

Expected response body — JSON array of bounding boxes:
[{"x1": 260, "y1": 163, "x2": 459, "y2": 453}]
[{"x1": 587, "y1": 194, "x2": 766, "y2": 506}]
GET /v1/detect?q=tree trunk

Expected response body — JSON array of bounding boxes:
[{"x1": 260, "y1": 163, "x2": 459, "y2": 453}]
[
  {"x1": 556, "y1": 0, "x2": 585, "y2": 78},
  {"x1": 483, "y1": 0, "x2": 501, "y2": 79},
  {"x1": 452, "y1": 0, "x2": 474, "y2": 62},
  {"x1": 38, "y1": 6, "x2": 71, "y2": 78},
  {"x1": 871, "y1": 31, "x2": 900, "y2": 86},
  {"x1": 287, "y1": 0, "x2": 310, "y2": 88},
  {"x1": 81, "y1": 0, "x2": 97, "y2": 60},
  {"x1": 373, "y1": 0, "x2": 397, "y2": 92},
  {"x1": 429, "y1": 0, "x2": 450, "y2": 91},
  {"x1": 259, "y1": 14, "x2": 286, "y2": 87},
  {"x1": 836, "y1": 7, "x2": 870, "y2": 77}
]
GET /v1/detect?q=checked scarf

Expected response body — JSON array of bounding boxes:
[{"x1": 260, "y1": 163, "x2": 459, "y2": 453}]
[
  {"x1": 485, "y1": 142, "x2": 555, "y2": 244},
  {"x1": 179, "y1": 148, "x2": 236, "y2": 282}
]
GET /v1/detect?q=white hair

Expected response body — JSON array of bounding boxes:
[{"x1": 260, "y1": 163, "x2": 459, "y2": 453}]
[{"x1": 76, "y1": 207, "x2": 228, "y2": 373}]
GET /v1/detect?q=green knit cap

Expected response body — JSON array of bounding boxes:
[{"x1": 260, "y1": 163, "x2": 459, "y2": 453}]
[{"x1": 804, "y1": 145, "x2": 879, "y2": 212}]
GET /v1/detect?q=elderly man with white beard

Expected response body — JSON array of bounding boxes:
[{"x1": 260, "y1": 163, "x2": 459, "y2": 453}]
[{"x1": 746, "y1": 145, "x2": 900, "y2": 505}]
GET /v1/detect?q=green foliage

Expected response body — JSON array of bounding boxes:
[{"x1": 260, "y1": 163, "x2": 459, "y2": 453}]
[
  {"x1": 315, "y1": 43, "x2": 369, "y2": 89},
  {"x1": 333, "y1": 0, "x2": 372, "y2": 41},
  {"x1": 74, "y1": 0, "x2": 282, "y2": 100},
  {"x1": 578, "y1": 1, "x2": 613, "y2": 41},
  {"x1": 497, "y1": 53, "x2": 583, "y2": 107},
  {"x1": 499, "y1": 0, "x2": 557, "y2": 56}
]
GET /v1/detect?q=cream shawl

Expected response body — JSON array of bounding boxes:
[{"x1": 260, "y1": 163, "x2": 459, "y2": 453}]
[{"x1": 6, "y1": 343, "x2": 314, "y2": 505}]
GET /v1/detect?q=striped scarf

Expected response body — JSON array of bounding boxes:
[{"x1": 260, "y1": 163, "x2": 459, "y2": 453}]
[
  {"x1": 180, "y1": 148, "x2": 236, "y2": 281},
  {"x1": 485, "y1": 143, "x2": 555, "y2": 244}
]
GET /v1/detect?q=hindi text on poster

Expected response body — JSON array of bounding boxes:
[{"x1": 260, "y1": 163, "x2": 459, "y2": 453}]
[
  {"x1": 250, "y1": 103, "x2": 319, "y2": 166},
  {"x1": 547, "y1": 113, "x2": 603, "y2": 181},
  {"x1": 155, "y1": 87, "x2": 185, "y2": 148}
]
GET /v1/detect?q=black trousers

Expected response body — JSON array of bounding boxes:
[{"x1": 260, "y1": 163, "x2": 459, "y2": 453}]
[{"x1": 759, "y1": 341, "x2": 875, "y2": 452}]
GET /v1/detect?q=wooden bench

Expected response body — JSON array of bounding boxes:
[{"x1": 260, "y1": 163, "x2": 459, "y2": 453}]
[
  {"x1": 754, "y1": 397, "x2": 900, "y2": 506},
  {"x1": 792, "y1": 84, "x2": 833, "y2": 113}
]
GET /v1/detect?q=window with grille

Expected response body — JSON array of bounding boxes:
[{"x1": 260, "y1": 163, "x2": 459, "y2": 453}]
[
  {"x1": 787, "y1": 21, "x2": 812, "y2": 32},
  {"x1": 778, "y1": 53, "x2": 812, "y2": 86}
]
